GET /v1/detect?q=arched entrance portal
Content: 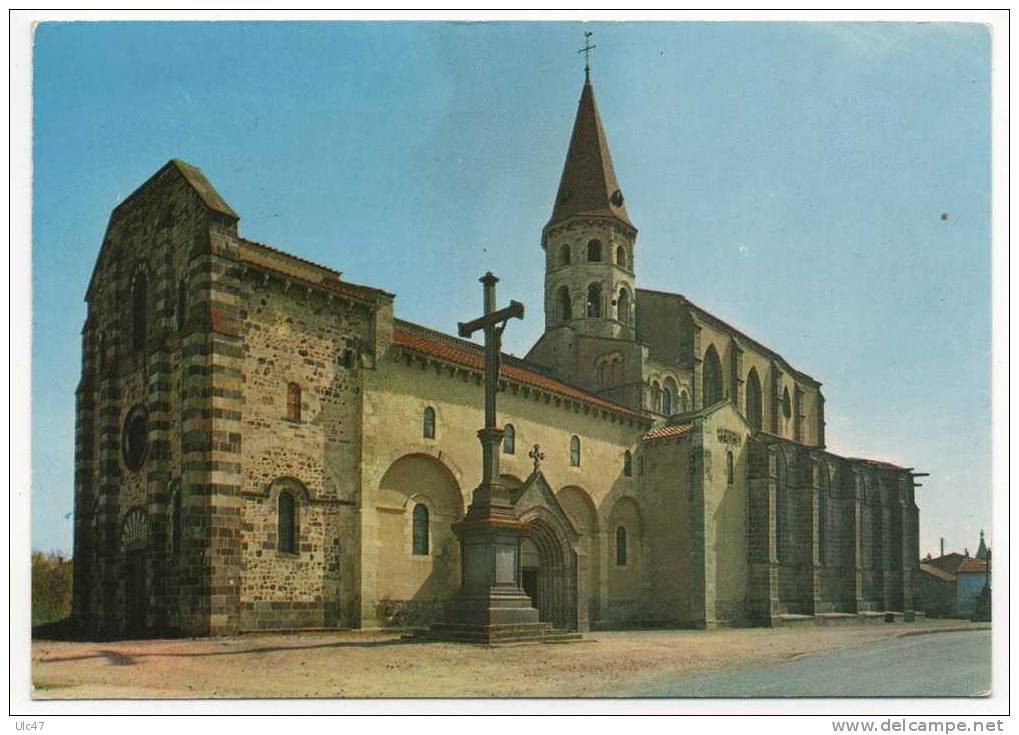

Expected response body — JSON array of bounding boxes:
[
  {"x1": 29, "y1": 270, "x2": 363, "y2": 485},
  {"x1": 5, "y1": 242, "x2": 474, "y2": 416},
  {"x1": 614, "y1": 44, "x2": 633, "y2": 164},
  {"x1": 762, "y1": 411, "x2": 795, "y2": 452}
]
[
  {"x1": 519, "y1": 516, "x2": 577, "y2": 631},
  {"x1": 120, "y1": 507, "x2": 148, "y2": 634}
]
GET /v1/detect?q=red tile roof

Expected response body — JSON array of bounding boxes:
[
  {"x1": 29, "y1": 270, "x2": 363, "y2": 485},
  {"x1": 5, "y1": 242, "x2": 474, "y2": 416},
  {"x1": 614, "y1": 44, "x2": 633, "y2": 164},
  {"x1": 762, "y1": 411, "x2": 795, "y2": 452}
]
[
  {"x1": 392, "y1": 323, "x2": 645, "y2": 421},
  {"x1": 643, "y1": 423, "x2": 694, "y2": 441},
  {"x1": 955, "y1": 558, "x2": 989, "y2": 574},
  {"x1": 920, "y1": 564, "x2": 956, "y2": 583}
]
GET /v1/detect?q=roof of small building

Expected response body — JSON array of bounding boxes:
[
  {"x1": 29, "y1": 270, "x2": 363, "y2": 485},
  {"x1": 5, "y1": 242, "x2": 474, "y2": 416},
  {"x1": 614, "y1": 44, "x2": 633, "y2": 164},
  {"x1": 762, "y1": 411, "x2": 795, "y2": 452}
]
[
  {"x1": 392, "y1": 320, "x2": 647, "y2": 422},
  {"x1": 642, "y1": 423, "x2": 694, "y2": 442},
  {"x1": 926, "y1": 552, "x2": 967, "y2": 574},
  {"x1": 920, "y1": 564, "x2": 957, "y2": 583},
  {"x1": 955, "y1": 557, "x2": 989, "y2": 574}
]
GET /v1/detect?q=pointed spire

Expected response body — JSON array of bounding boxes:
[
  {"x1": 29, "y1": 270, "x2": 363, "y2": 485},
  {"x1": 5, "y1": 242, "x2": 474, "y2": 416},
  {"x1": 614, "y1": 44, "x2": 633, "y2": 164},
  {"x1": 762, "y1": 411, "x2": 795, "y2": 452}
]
[
  {"x1": 977, "y1": 530, "x2": 989, "y2": 560},
  {"x1": 546, "y1": 77, "x2": 633, "y2": 232}
]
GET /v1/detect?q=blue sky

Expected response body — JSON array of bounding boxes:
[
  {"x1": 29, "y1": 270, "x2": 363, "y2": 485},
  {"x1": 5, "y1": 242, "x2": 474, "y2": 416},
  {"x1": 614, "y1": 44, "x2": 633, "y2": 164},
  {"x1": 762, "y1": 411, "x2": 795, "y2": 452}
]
[{"x1": 32, "y1": 21, "x2": 991, "y2": 558}]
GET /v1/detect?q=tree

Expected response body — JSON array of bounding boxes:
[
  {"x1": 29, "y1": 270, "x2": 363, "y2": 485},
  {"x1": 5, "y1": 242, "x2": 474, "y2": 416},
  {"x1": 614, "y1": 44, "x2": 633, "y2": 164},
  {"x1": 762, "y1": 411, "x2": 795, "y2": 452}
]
[{"x1": 31, "y1": 551, "x2": 72, "y2": 626}]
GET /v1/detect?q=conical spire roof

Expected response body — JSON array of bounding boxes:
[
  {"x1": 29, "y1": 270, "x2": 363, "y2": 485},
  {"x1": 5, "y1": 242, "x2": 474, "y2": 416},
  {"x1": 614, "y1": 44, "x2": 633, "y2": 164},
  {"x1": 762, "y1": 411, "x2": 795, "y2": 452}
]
[{"x1": 546, "y1": 77, "x2": 633, "y2": 231}]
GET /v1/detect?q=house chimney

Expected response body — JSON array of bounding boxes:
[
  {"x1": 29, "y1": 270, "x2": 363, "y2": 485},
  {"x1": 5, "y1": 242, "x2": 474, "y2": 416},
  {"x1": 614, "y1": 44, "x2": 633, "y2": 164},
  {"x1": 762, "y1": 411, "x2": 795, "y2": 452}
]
[{"x1": 940, "y1": 537, "x2": 944, "y2": 557}]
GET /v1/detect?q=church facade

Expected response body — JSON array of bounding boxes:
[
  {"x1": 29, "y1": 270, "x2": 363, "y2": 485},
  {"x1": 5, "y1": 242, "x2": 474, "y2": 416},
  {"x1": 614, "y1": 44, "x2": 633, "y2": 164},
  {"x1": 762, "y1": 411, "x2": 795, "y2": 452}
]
[{"x1": 71, "y1": 74, "x2": 921, "y2": 637}]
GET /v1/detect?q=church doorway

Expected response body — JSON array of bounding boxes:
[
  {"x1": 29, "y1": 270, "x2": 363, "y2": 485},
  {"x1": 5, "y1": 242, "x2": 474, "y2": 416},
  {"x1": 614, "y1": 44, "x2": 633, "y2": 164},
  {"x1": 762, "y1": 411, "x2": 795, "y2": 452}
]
[
  {"x1": 124, "y1": 555, "x2": 147, "y2": 634},
  {"x1": 521, "y1": 567, "x2": 539, "y2": 610},
  {"x1": 120, "y1": 507, "x2": 148, "y2": 635},
  {"x1": 520, "y1": 518, "x2": 577, "y2": 630}
]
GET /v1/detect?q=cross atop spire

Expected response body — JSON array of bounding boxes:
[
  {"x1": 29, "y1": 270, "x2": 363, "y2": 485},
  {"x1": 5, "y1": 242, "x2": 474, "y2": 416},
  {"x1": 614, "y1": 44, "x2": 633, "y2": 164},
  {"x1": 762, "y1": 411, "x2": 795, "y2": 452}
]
[{"x1": 578, "y1": 31, "x2": 596, "y2": 84}]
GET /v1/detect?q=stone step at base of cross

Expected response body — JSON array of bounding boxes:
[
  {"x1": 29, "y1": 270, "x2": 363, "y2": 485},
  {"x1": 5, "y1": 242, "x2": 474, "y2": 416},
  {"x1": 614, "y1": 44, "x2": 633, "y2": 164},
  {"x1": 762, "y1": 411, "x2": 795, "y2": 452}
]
[{"x1": 407, "y1": 622, "x2": 584, "y2": 646}]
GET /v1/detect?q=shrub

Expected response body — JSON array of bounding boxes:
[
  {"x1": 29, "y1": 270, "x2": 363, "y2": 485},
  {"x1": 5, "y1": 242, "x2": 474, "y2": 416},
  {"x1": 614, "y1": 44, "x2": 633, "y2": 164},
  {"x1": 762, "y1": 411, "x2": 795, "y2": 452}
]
[{"x1": 32, "y1": 551, "x2": 72, "y2": 626}]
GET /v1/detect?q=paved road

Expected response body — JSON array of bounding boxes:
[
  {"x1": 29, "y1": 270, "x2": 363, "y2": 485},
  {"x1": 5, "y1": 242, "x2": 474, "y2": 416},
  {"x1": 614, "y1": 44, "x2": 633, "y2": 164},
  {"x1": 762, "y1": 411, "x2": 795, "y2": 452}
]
[{"x1": 635, "y1": 629, "x2": 991, "y2": 698}]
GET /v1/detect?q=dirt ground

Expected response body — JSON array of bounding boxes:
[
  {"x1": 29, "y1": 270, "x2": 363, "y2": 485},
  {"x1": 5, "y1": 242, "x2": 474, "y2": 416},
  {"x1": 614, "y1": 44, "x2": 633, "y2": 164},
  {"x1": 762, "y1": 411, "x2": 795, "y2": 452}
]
[{"x1": 31, "y1": 619, "x2": 984, "y2": 699}]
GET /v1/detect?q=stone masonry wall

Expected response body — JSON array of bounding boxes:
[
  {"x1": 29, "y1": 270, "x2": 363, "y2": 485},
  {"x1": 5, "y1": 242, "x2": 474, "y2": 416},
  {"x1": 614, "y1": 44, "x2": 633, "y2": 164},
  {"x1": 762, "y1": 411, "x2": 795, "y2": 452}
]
[
  {"x1": 233, "y1": 261, "x2": 375, "y2": 630},
  {"x1": 75, "y1": 162, "x2": 220, "y2": 636}
]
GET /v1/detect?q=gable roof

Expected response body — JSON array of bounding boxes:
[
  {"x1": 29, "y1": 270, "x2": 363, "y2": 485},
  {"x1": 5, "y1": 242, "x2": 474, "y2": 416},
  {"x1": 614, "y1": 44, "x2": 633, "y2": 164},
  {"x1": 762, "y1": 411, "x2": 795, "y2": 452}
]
[
  {"x1": 392, "y1": 320, "x2": 646, "y2": 422},
  {"x1": 510, "y1": 470, "x2": 578, "y2": 538},
  {"x1": 112, "y1": 159, "x2": 238, "y2": 220},
  {"x1": 926, "y1": 552, "x2": 967, "y2": 574},
  {"x1": 955, "y1": 557, "x2": 989, "y2": 574},
  {"x1": 545, "y1": 78, "x2": 633, "y2": 232},
  {"x1": 87, "y1": 159, "x2": 239, "y2": 299}
]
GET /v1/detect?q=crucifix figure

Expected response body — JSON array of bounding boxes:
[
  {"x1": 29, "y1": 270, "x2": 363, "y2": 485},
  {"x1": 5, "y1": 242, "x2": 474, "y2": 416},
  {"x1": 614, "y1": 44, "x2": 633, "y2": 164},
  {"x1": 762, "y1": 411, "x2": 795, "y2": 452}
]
[{"x1": 457, "y1": 272, "x2": 524, "y2": 499}]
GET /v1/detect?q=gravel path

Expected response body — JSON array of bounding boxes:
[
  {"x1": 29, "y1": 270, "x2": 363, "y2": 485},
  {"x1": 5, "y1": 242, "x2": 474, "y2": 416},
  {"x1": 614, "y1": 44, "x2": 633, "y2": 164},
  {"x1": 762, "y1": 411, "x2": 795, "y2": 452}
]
[{"x1": 31, "y1": 620, "x2": 989, "y2": 699}]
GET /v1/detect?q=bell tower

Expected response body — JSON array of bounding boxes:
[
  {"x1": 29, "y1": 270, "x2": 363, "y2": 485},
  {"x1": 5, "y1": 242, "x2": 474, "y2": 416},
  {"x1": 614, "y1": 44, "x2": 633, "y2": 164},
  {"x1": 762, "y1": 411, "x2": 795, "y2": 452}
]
[{"x1": 542, "y1": 65, "x2": 637, "y2": 341}]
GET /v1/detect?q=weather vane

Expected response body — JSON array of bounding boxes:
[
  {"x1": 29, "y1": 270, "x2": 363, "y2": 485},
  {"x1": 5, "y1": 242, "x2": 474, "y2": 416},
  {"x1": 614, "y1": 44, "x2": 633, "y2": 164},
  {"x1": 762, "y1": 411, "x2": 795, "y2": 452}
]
[{"x1": 578, "y1": 30, "x2": 596, "y2": 82}]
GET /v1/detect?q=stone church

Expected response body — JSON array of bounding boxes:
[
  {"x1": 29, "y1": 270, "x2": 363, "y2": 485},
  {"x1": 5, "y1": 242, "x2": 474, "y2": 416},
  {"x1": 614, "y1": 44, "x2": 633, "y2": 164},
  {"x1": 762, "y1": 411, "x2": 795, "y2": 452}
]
[{"x1": 71, "y1": 72, "x2": 922, "y2": 637}]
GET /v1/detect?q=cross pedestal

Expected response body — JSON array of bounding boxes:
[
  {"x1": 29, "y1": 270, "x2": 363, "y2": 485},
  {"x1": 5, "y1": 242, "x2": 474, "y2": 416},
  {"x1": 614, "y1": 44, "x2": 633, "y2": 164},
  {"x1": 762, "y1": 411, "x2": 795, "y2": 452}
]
[{"x1": 435, "y1": 427, "x2": 543, "y2": 641}]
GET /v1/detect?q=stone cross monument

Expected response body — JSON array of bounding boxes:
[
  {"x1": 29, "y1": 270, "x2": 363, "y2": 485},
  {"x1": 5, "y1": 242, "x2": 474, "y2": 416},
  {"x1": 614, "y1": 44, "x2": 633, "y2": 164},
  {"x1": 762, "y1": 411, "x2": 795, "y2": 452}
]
[{"x1": 423, "y1": 272, "x2": 546, "y2": 644}]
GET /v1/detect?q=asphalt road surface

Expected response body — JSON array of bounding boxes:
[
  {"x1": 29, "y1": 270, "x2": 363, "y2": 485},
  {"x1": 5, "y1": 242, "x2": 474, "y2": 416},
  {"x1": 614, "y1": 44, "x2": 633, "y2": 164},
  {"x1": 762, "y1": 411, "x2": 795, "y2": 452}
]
[{"x1": 636, "y1": 629, "x2": 991, "y2": 698}]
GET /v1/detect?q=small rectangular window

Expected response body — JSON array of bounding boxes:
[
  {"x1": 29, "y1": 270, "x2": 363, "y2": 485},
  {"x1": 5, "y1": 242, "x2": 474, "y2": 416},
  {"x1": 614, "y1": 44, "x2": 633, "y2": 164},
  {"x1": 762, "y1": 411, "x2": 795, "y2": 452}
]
[{"x1": 286, "y1": 383, "x2": 301, "y2": 421}]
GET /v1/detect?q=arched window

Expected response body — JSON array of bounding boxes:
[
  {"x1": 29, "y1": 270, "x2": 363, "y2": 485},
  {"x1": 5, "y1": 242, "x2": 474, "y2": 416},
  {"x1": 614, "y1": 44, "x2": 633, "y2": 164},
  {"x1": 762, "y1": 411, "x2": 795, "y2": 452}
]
[
  {"x1": 775, "y1": 455, "x2": 786, "y2": 563},
  {"x1": 559, "y1": 244, "x2": 571, "y2": 266},
  {"x1": 617, "y1": 288, "x2": 631, "y2": 324},
  {"x1": 818, "y1": 465, "x2": 829, "y2": 565},
  {"x1": 703, "y1": 345, "x2": 723, "y2": 406},
  {"x1": 171, "y1": 484, "x2": 183, "y2": 555},
  {"x1": 746, "y1": 368, "x2": 763, "y2": 429},
  {"x1": 557, "y1": 286, "x2": 572, "y2": 322},
  {"x1": 569, "y1": 435, "x2": 581, "y2": 467},
  {"x1": 502, "y1": 424, "x2": 515, "y2": 455},
  {"x1": 586, "y1": 283, "x2": 602, "y2": 318},
  {"x1": 623, "y1": 450, "x2": 632, "y2": 478},
  {"x1": 97, "y1": 332, "x2": 107, "y2": 372},
  {"x1": 587, "y1": 239, "x2": 602, "y2": 262},
  {"x1": 679, "y1": 390, "x2": 690, "y2": 413},
  {"x1": 616, "y1": 526, "x2": 627, "y2": 566},
  {"x1": 278, "y1": 491, "x2": 297, "y2": 554},
  {"x1": 616, "y1": 245, "x2": 627, "y2": 269},
  {"x1": 131, "y1": 272, "x2": 147, "y2": 353},
  {"x1": 176, "y1": 278, "x2": 188, "y2": 331},
  {"x1": 423, "y1": 406, "x2": 436, "y2": 439},
  {"x1": 782, "y1": 387, "x2": 792, "y2": 419},
  {"x1": 412, "y1": 503, "x2": 429, "y2": 555},
  {"x1": 286, "y1": 382, "x2": 302, "y2": 421},
  {"x1": 598, "y1": 361, "x2": 610, "y2": 389},
  {"x1": 726, "y1": 451, "x2": 734, "y2": 485},
  {"x1": 662, "y1": 386, "x2": 673, "y2": 416},
  {"x1": 651, "y1": 381, "x2": 662, "y2": 413}
]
